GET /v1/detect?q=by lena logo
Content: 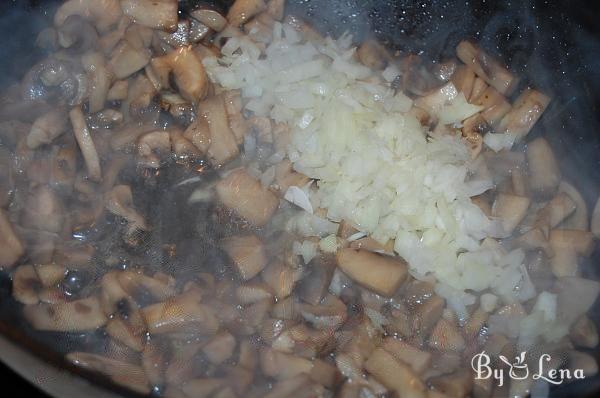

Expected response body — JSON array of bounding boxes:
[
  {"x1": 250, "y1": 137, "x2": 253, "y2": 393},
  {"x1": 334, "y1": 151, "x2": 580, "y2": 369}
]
[{"x1": 471, "y1": 351, "x2": 585, "y2": 387}]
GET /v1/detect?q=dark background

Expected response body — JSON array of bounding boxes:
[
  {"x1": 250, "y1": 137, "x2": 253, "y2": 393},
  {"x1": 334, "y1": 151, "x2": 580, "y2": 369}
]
[{"x1": 0, "y1": 0, "x2": 599, "y2": 397}]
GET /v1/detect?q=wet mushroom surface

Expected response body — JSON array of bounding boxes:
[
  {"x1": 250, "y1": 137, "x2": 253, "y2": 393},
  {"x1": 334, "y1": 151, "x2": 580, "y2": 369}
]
[{"x1": 0, "y1": 1, "x2": 599, "y2": 398}]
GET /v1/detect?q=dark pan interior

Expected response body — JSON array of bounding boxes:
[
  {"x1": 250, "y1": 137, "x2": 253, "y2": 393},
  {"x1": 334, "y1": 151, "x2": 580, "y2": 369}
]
[{"x1": 0, "y1": 0, "x2": 599, "y2": 396}]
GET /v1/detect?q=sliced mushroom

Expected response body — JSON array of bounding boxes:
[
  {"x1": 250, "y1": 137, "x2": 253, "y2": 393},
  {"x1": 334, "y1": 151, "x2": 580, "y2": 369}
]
[
  {"x1": 13, "y1": 265, "x2": 43, "y2": 305},
  {"x1": 21, "y1": 185, "x2": 65, "y2": 234},
  {"x1": 27, "y1": 108, "x2": 68, "y2": 149},
  {"x1": 498, "y1": 89, "x2": 551, "y2": 142},
  {"x1": 299, "y1": 294, "x2": 347, "y2": 330},
  {"x1": 216, "y1": 168, "x2": 279, "y2": 226},
  {"x1": 297, "y1": 254, "x2": 336, "y2": 305},
  {"x1": 365, "y1": 348, "x2": 426, "y2": 398},
  {"x1": 227, "y1": 0, "x2": 267, "y2": 27},
  {"x1": 260, "y1": 346, "x2": 314, "y2": 380},
  {"x1": 558, "y1": 181, "x2": 589, "y2": 230},
  {"x1": 107, "y1": 80, "x2": 129, "y2": 101},
  {"x1": 0, "y1": 209, "x2": 25, "y2": 269},
  {"x1": 429, "y1": 369, "x2": 473, "y2": 398},
  {"x1": 357, "y1": 40, "x2": 389, "y2": 70},
  {"x1": 381, "y1": 337, "x2": 431, "y2": 375},
  {"x1": 54, "y1": 0, "x2": 122, "y2": 33},
  {"x1": 223, "y1": 90, "x2": 248, "y2": 145},
  {"x1": 556, "y1": 276, "x2": 600, "y2": 326},
  {"x1": 527, "y1": 137, "x2": 560, "y2": 197},
  {"x1": 141, "y1": 289, "x2": 219, "y2": 335},
  {"x1": 117, "y1": 270, "x2": 176, "y2": 303},
  {"x1": 199, "y1": 95, "x2": 240, "y2": 165},
  {"x1": 428, "y1": 318, "x2": 466, "y2": 352},
  {"x1": 456, "y1": 41, "x2": 518, "y2": 96},
  {"x1": 24, "y1": 296, "x2": 107, "y2": 331},
  {"x1": 570, "y1": 315, "x2": 599, "y2": 349},
  {"x1": 549, "y1": 229, "x2": 595, "y2": 257},
  {"x1": 106, "y1": 318, "x2": 145, "y2": 352},
  {"x1": 491, "y1": 193, "x2": 530, "y2": 237},
  {"x1": 81, "y1": 52, "x2": 111, "y2": 113},
  {"x1": 471, "y1": 86, "x2": 511, "y2": 127},
  {"x1": 220, "y1": 235, "x2": 267, "y2": 280},
  {"x1": 236, "y1": 282, "x2": 274, "y2": 304},
  {"x1": 261, "y1": 261, "x2": 297, "y2": 300},
  {"x1": 183, "y1": 113, "x2": 212, "y2": 153},
  {"x1": 190, "y1": 9, "x2": 227, "y2": 32},
  {"x1": 137, "y1": 130, "x2": 171, "y2": 168},
  {"x1": 109, "y1": 41, "x2": 152, "y2": 80},
  {"x1": 150, "y1": 46, "x2": 209, "y2": 103},
  {"x1": 202, "y1": 331, "x2": 237, "y2": 364},
  {"x1": 67, "y1": 352, "x2": 150, "y2": 394},
  {"x1": 336, "y1": 249, "x2": 408, "y2": 297},
  {"x1": 121, "y1": 0, "x2": 178, "y2": 32},
  {"x1": 105, "y1": 185, "x2": 149, "y2": 235},
  {"x1": 535, "y1": 193, "x2": 577, "y2": 237},
  {"x1": 70, "y1": 106, "x2": 102, "y2": 181}
]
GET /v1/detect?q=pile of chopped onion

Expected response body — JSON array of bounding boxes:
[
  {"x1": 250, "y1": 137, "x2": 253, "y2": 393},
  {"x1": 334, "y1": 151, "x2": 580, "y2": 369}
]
[{"x1": 204, "y1": 24, "x2": 541, "y2": 321}]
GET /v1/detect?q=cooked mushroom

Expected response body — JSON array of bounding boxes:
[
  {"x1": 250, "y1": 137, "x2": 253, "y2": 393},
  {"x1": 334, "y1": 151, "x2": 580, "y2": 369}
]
[
  {"x1": 365, "y1": 348, "x2": 426, "y2": 398},
  {"x1": 227, "y1": 0, "x2": 267, "y2": 27},
  {"x1": 13, "y1": 265, "x2": 43, "y2": 305},
  {"x1": 190, "y1": 8, "x2": 227, "y2": 32},
  {"x1": 107, "y1": 79, "x2": 128, "y2": 101},
  {"x1": 429, "y1": 369, "x2": 473, "y2": 398},
  {"x1": 150, "y1": 46, "x2": 209, "y2": 103},
  {"x1": 106, "y1": 317, "x2": 145, "y2": 352},
  {"x1": 121, "y1": 0, "x2": 178, "y2": 32},
  {"x1": 105, "y1": 185, "x2": 149, "y2": 235},
  {"x1": 260, "y1": 346, "x2": 314, "y2": 380},
  {"x1": 109, "y1": 41, "x2": 152, "y2": 80},
  {"x1": 527, "y1": 137, "x2": 561, "y2": 197},
  {"x1": 137, "y1": 130, "x2": 171, "y2": 168},
  {"x1": 357, "y1": 40, "x2": 390, "y2": 70},
  {"x1": 199, "y1": 95, "x2": 240, "y2": 165},
  {"x1": 54, "y1": 0, "x2": 122, "y2": 33},
  {"x1": 67, "y1": 352, "x2": 150, "y2": 394},
  {"x1": 81, "y1": 52, "x2": 111, "y2": 113},
  {"x1": 570, "y1": 315, "x2": 599, "y2": 349},
  {"x1": 498, "y1": 89, "x2": 551, "y2": 142},
  {"x1": 70, "y1": 106, "x2": 102, "y2": 181},
  {"x1": 141, "y1": 289, "x2": 219, "y2": 334},
  {"x1": 24, "y1": 296, "x2": 107, "y2": 331},
  {"x1": 456, "y1": 41, "x2": 519, "y2": 96},
  {"x1": 381, "y1": 337, "x2": 431, "y2": 375},
  {"x1": 557, "y1": 181, "x2": 588, "y2": 230},
  {"x1": 471, "y1": 86, "x2": 511, "y2": 127},
  {"x1": 216, "y1": 168, "x2": 279, "y2": 226},
  {"x1": 428, "y1": 318, "x2": 466, "y2": 352},
  {"x1": 336, "y1": 248, "x2": 408, "y2": 297},
  {"x1": 556, "y1": 276, "x2": 600, "y2": 326},
  {"x1": 26, "y1": 109, "x2": 68, "y2": 149},
  {"x1": 202, "y1": 331, "x2": 237, "y2": 364},
  {"x1": 0, "y1": 209, "x2": 25, "y2": 269},
  {"x1": 57, "y1": 15, "x2": 98, "y2": 52},
  {"x1": 491, "y1": 193, "x2": 531, "y2": 237},
  {"x1": 21, "y1": 185, "x2": 65, "y2": 234},
  {"x1": 549, "y1": 229, "x2": 595, "y2": 257},
  {"x1": 297, "y1": 254, "x2": 336, "y2": 305},
  {"x1": 220, "y1": 235, "x2": 267, "y2": 280},
  {"x1": 181, "y1": 378, "x2": 226, "y2": 398}
]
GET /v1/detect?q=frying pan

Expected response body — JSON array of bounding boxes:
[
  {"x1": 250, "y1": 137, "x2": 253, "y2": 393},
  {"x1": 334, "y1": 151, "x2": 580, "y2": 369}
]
[{"x1": 0, "y1": 0, "x2": 599, "y2": 396}]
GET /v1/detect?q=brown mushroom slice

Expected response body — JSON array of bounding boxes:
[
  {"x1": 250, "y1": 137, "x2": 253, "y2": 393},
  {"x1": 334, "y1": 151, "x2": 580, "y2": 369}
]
[
  {"x1": 227, "y1": 0, "x2": 267, "y2": 27},
  {"x1": 35, "y1": 264, "x2": 67, "y2": 287},
  {"x1": 200, "y1": 95, "x2": 240, "y2": 166},
  {"x1": 223, "y1": 90, "x2": 248, "y2": 145},
  {"x1": 491, "y1": 193, "x2": 530, "y2": 237},
  {"x1": 220, "y1": 235, "x2": 267, "y2": 280},
  {"x1": 107, "y1": 80, "x2": 129, "y2": 101},
  {"x1": 216, "y1": 168, "x2": 279, "y2": 226},
  {"x1": 141, "y1": 290, "x2": 219, "y2": 335},
  {"x1": 570, "y1": 315, "x2": 599, "y2": 349},
  {"x1": 81, "y1": 52, "x2": 111, "y2": 113},
  {"x1": 170, "y1": 130, "x2": 200, "y2": 159},
  {"x1": 27, "y1": 108, "x2": 68, "y2": 149},
  {"x1": 456, "y1": 41, "x2": 518, "y2": 96},
  {"x1": 183, "y1": 113, "x2": 212, "y2": 154},
  {"x1": 151, "y1": 46, "x2": 208, "y2": 103},
  {"x1": 142, "y1": 342, "x2": 168, "y2": 387},
  {"x1": 428, "y1": 318, "x2": 466, "y2": 352},
  {"x1": 54, "y1": 0, "x2": 122, "y2": 32},
  {"x1": 381, "y1": 337, "x2": 432, "y2": 375},
  {"x1": 236, "y1": 282, "x2": 274, "y2": 304},
  {"x1": 260, "y1": 347, "x2": 314, "y2": 380},
  {"x1": 498, "y1": 89, "x2": 551, "y2": 142},
  {"x1": 556, "y1": 276, "x2": 600, "y2": 326},
  {"x1": 13, "y1": 265, "x2": 43, "y2": 305},
  {"x1": 471, "y1": 86, "x2": 511, "y2": 127},
  {"x1": 558, "y1": 181, "x2": 589, "y2": 230},
  {"x1": 109, "y1": 41, "x2": 151, "y2": 80},
  {"x1": 550, "y1": 229, "x2": 595, "y2": 257},
  {"x1": 350, "y1": 237, "x2": 394, "y2": 255},
  {"x1": 0, "y1": 209, "x2": 25, "y2": 269},
  {"x1": 69, "y1": 106, "x2": 102, "y2": 181},
  {"x1": 451, "y1": 65, "x2": 476, "y2": 99},
  {"x1": 21, "y1": 186, "x2": 65, "y2": 234},
  {"x1": 299, "y1": 294, "x2": 347, "y2": 330},
  {"x1": 412, "y1": 295, "x2": 445, "y2": 338},
  {"x1": 297, "y1": 254, "x2": 336, "y2": 305},
  {"x1": 190, "y1": 9, "x2": 227, "y2": 32},
  {"x1": 121, "y1": 0, "x2": 178, "y2": 31},
  {"x1": 67, "y1": 352, "x2": 150, "y2": 394},
  {"x1": 535, "y1": 193, "x2": 577, "y2": 236},
  {"x1": 105, "y1": 185, "x2": 149, "y2": 232},
  {"x1": 549, "y1": 246, "x2": 578, "y2": 277},
  {"x1": 335, "y1": 248, "x2": 408, "y2": 297},
  {"x1": 526, "y1": 138, "x2": 561, "y2": 198},
  {"x1": 202, "y1": 331, "x2": 237, "y2": 364},
  {"x1": 357, "y1": 40, "x2": 389, "y2": 70},
  {"x1": 117, "y1": 270, "x2": 176, "y2": 302},
  {"x1": 274, "y1": 160, "x2": 311, "y2": 195},
  {"x1": 24, "y1": 296, "x2": 107, "y2": 331},
  {"x1": 110, "y1": 123, "x2": 156, "y2": 151},
  {"x1": 413, "y1": 81, "x2": 458, "y2": 120},
  {"x1": 137, "y1": 131, "x2": 171, "y2": 168},
  {"x1": 106, "y1": 318, "x2": 145, "y2": 352},
  {"x1": 365, "y1": 348, "x2": 426, "y2": 398},
  {"x1": 261, "y1": 261, "x2": 297, "y2": 300}
]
